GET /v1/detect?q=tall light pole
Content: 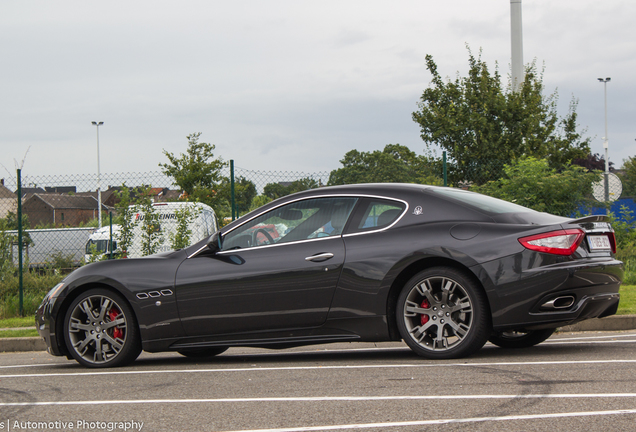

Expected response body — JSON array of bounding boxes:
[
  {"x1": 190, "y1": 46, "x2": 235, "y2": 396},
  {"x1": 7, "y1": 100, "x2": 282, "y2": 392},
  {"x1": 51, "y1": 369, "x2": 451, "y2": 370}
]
[
  {"x1": 92, "y1": 121, "x2": 104, "y2": 228},
  {"x1": 597, "y1": 78, "x2": 610, "y2": 205},
  {"x1": 510, "y1": 0, "x2": 524, "y2": 92}
]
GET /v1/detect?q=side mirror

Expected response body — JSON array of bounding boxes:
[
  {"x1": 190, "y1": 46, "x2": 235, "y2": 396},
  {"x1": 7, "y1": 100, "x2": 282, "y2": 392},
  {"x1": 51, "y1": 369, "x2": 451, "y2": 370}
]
[{"x1": 206, "y1": 231, "x2": 223, "y2": 253}]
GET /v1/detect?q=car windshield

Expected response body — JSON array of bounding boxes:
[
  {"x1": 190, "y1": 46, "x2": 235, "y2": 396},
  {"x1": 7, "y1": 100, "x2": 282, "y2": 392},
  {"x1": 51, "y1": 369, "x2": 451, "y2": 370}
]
[
  {"x1": 431, "y1": 188, "x2": 535, "y2": 214},
  {"x1": 86, "y1": 239, "x2": 115, "y2": 254}
]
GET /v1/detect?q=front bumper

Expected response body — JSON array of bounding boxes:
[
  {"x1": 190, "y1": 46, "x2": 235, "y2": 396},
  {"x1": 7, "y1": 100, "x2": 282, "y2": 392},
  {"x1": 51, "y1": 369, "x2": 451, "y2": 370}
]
[{"x1": 35, "y1": 295, "x2": 66, "y2": 357}]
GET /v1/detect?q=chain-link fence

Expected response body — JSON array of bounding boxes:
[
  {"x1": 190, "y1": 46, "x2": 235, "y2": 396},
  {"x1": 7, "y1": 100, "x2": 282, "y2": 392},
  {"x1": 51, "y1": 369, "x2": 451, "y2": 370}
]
[
  {"x1": 1, "y1": 159, "x2": 634, "y2": 316},
  {"x1": 1, "y1": 161, "x2": 631, "y2": 268},
  {"x1": 0, "y1": 166, "x2": 330, "y2": 270},
  {"x1": 0, "y1": 161, "x2": 630, "y2": 271}
]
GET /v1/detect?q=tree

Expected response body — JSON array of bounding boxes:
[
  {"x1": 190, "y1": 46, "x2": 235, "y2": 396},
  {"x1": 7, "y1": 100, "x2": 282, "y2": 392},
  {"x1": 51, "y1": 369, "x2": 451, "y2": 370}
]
[
  {"x1": 619, "y1": 156, "x2": 636, "y2": 198},
  {"x1": 328, "y1": 144, "x2": 442, "y2": 186},
  {"x1": 472, "y1": 157, "x2": 597, "y2": 217},
  {"x1": 0, "y1": 213, "x2": 33, "y2": 272},
  {"x1": 0, "y1": 219, "x2": 15, "y2": 279},
  {"x1": 113, "y1": 184, "x2": 139, "y2": 257},
  {"x1": 136, "y1": 188, "x2": 163, "y2": 257},
  {"x1": 412, "y1": 49, "x2": 590, "y2": 185},
  {"x1": 159, "y1": 133, "x2": 226, "y2": 208},
  {"x1": 217, "y1": 177, "x2": 258, "y2": 217},
  {"x1": 572, "y1": 153, "x2": 614, "y2": 172},
  {"x1": 169, "y1": 204, "x2": 199, "y2": 250},
  {"x1": 2, "y1": 211, "x2": 30, "y2": 230},
  {"x1": 249, "y1": 195, "x2": 272, "y2": 211},
  {"x1": 263, "y1": 177, "x2": 321, "y2": 200}
]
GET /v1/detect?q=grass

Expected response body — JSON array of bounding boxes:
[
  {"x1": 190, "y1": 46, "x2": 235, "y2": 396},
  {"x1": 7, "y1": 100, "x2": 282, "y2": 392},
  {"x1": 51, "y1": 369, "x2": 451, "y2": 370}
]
[
  {"x1": 0, "y1": 316, "x2": 38, "y2": 338},
  {"x1": 0, "y1": 316, "x2": 35, "y2": 328},
  {"x1": 0, "y1": 271, "x2": 64, "y2": 319},
  {"x1": 618, "y1": 285, "x2": 636, "y2": 315},
  {"x1": 0, "y1": 328, "x2": 38, "y2": 338}
]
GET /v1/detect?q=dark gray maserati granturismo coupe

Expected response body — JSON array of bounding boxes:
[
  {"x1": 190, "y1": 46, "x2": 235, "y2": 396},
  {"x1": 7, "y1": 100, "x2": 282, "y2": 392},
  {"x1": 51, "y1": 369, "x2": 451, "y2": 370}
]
[{"x1": 36, "y1": 183, "x2": 623, "y2": 367}]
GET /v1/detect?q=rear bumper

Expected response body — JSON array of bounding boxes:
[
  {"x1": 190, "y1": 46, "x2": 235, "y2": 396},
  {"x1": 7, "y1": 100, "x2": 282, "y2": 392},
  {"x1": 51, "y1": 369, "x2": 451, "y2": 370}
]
[
  {"x1": 520, "y1": 292, "x2": 620, "y2": 331},
  {"x1": 482, "y1": 255, "x2": 624, "y2": 331}
]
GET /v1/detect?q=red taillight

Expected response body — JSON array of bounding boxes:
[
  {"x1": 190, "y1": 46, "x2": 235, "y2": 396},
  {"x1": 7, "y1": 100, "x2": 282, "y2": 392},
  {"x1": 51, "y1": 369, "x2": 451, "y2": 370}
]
[
  {"x1": 519, "y1": 229, "x2": 585, "y2": 256},
  {"x1": 608, "y1": 231, "x2": 617, "y2": 254}
]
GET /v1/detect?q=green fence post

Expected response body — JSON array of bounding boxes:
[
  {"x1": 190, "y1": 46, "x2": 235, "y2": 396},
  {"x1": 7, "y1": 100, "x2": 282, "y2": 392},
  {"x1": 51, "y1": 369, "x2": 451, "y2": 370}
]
[
  {"x1": 17, "y1": 168, "x2": 23, "y2": 316},
  {"x1": 109, "y1": 212, "x2": 113, "y2": 260},
  {"x1": 230, "y1": 160, "x2": 236, "y2": 221},
  {"x1": 443, "y1": 151, "x2": 448, "y2": 187}
]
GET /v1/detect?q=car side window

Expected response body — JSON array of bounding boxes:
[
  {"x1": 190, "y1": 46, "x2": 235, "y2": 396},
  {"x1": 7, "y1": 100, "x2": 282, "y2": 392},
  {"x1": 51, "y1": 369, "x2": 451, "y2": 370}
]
[
  {"x1": 346, "y1": 199, "x2": 406, "y2": 234},
  {"x1": 221, "y1": 197, "x2": 358, "y2": 250}
]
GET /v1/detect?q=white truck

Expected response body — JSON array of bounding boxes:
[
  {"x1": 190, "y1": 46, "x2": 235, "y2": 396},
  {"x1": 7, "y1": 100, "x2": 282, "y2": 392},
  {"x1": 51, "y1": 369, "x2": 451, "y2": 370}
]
[
  {"x1": 9, "y1": 227, "x2": 96, "y2": 268},
  {"x1": 85, "y1": 202, "x2": 218, "y2": 260}
]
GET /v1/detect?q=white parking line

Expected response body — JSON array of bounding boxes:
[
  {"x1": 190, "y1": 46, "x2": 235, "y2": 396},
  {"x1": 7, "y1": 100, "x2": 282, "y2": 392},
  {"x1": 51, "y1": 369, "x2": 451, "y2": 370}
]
[
  {"x1": 222, "y1": 333, "x2": 636, "y2": 356},
  {"x1": 2, "y1": 358, "x2": 636, "y2": 379},
  {"x1": 542, "y1": 339, "x2": 636, "y2": 345},
  {"x1": 218, "y1": 408, "x2": 636, "y2": 432},
  {"x1": 1, "y1": 393, "x2": 636, "y2": 406},
  {"x1": 0, "y1": 363, "x2": 69, "y2": 370},
  {"x1": 549, "y1": 332, "x2": 636, "y2": 341},
  {"x1": 1, "y1": 332, "x2": 634, "y2": 371}
]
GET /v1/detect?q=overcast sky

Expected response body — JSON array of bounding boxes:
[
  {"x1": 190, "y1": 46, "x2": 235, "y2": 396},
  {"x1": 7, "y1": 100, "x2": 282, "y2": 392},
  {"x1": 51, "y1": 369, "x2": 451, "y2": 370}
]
[{"x1": 1, "y1": 0, "x2": 634, "y2": 182}]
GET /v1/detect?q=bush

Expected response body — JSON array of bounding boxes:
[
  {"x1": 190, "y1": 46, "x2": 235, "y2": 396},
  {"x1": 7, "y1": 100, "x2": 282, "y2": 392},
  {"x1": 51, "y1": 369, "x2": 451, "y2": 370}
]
[
  {"x1": 611, "y1": 206, "x2": 636, "y2": 285},
  {"x1": 472, "y1": 157, "x2": 597, "y2": 217},
  {"x1": 46, "y1": 251, "x2": 75, "y2": 270},
  {"x1": 0, "y1": 271, "x2": 64, "y2": 319}
]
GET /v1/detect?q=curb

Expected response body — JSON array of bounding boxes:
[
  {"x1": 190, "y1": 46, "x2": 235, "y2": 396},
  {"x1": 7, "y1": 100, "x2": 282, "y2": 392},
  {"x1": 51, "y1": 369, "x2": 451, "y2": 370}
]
[
  {"x1": 559, "y1": 314, "x2": 636, "y2": 332},
  {"x1": 1, "y1": 315, "x2": 635, "y2": 353},
  {"x1": 0, "y1": 337, "x2": 48, "y2": 353}
]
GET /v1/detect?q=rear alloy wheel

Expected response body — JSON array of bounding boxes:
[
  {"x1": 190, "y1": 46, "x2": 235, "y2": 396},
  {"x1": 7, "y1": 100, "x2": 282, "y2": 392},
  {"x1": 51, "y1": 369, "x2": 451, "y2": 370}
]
[
  {"x1": 177, "y1": 347, "x2": 228, "y2": 358},
  {"x1": 64, "y1": 288, "x2": 141, "y2": 368},
  {"x1": 488, "y1": 329, "x2": 555, "y2": 349},
  {"x1": 397, "y1": 268, "x2": 490, "y2": 359}
]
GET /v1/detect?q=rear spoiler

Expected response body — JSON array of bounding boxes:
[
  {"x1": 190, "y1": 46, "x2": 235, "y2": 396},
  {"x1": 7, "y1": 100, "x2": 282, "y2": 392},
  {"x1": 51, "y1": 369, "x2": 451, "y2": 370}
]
[
  {"x1": 567, "y1": 215, "x2": 614, "y2": 236},
  {"x1": 569, "y1": 215, "x2": 610, "y2": 224}
]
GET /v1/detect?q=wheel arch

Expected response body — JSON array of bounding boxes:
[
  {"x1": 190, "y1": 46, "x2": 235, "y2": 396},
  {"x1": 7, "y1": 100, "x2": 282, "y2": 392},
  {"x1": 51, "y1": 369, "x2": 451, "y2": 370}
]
[
  {"x1": 53, "y1": 281, "x2": 140, "y2": 357},
  {"x1": 385, "y1": 257, "x2": 492, "y2": 341}
]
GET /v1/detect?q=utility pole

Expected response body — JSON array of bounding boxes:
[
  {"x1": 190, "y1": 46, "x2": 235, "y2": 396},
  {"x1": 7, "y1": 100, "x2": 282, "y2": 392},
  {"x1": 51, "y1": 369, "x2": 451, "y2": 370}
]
[
  {"x1": 598, "y1": 78, "x2": 611, "y2": 206},
  {"x1": 510, "y1": 0, "x2": 524, "y2": 92},
  {"x1": 92, "y1": 121, "x2": 104, "y2": 227}
]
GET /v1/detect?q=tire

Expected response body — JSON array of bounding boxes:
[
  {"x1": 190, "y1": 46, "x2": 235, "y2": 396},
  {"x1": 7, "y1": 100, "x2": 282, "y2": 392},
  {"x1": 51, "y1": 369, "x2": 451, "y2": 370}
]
[
  {"x1": 488, "y1": 329, "x2": 555, "y2": 349},
  {"x1": 396, "y1": 267, "x2": 490, "y2": 359},
  {"x1": 177, "y1": 347, "x2": 229, "y2": 358},
  {"x1": 63, "y1": 288, "x2": 141, "y2": 368}
]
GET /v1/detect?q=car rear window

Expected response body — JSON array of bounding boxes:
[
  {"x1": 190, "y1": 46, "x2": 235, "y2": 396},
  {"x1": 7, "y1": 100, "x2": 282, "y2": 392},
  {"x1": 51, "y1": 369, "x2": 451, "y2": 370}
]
[
  {"x1": 344, "y1": 198, "x2": 406, "y2": 234},
  {"x1": 431, "y1": 188, "x2": 535, "y2": 214}
]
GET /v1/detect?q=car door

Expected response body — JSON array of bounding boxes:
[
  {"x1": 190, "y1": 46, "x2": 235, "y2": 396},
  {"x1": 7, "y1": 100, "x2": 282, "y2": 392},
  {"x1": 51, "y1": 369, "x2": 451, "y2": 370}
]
[{"x1": 174, "y1": 196, "x2": 357, "y2": 337}]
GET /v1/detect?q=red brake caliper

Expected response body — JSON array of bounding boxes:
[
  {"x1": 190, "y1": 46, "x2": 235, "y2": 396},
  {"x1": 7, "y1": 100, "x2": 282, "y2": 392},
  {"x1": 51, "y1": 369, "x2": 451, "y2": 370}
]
[
  {"x1": 108, "y1": 308, "x2": 123, "y2": 339},
  {"x1": 420, "y1": 299, "x2": 431, "y2": 325}
]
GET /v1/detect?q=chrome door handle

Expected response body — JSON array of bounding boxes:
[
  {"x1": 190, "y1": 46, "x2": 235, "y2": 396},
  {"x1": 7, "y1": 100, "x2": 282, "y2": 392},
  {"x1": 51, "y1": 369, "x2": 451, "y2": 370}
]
[{"x1": 305, "y1": 253, "x2": 334, "y2": 262}]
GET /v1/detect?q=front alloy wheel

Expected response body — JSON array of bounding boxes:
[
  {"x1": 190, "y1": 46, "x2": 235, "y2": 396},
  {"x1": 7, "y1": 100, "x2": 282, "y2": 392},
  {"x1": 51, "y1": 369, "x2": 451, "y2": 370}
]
[
  {"x1": 64, "y1": 288, "x2": 141, "y2": 368},
  {"x1": 397, "y1": 268, "x2": 490, "y2": 359}
]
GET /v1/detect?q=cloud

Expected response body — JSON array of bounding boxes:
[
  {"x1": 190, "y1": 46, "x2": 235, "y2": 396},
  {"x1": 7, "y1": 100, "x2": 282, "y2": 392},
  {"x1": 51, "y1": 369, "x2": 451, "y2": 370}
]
[{"x1": 0, "y1": 0, "x2": 634, "y2": 181}]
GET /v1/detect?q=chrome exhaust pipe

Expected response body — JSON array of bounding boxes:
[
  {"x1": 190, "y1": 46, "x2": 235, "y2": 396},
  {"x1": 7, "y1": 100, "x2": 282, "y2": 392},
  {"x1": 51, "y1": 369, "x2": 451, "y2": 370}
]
[{"x1": 541, "y1": 296, "x2": 575, "y2": 310}]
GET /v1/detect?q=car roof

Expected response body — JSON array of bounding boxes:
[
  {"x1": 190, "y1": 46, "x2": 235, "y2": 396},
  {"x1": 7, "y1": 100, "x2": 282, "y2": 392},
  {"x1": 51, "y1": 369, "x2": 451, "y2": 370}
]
[{"x1": 285, "y1": 183, "x2": 434, "y2": 198}]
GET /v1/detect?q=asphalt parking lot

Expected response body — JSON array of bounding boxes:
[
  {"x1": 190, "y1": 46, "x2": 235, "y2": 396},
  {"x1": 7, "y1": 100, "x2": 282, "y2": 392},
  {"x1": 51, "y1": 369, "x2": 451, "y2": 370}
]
[{"x1": 1, "y1": 331, "x2": 635, "y2": 432}]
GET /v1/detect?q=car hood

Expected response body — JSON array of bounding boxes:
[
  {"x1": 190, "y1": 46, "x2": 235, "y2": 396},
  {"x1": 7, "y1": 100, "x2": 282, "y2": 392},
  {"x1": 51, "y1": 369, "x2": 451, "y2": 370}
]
[{"x1": 59, "y1": 250, "x2": 187, "y2": 290}]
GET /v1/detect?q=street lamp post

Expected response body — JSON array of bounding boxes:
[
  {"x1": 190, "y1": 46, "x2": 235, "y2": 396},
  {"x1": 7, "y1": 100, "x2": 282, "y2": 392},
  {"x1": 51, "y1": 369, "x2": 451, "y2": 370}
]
[
  {"x1": 597, "y1": 78, "x2": 610, "y2": 207},
  {"x1": 92, "y1": 121, "x2": 104, "y2": 228}
]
